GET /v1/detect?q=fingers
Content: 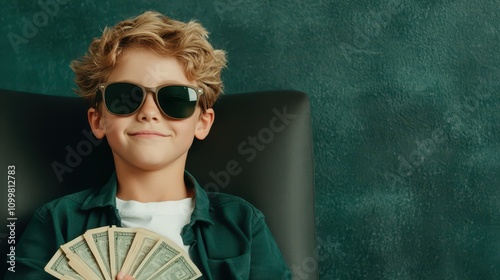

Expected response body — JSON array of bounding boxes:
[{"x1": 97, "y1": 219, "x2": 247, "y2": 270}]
[{"x1": 116, "y1": 271, "x2": 136, "y2": 280}]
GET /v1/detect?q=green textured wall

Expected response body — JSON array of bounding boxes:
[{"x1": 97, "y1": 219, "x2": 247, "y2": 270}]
[{"x1": 1, "y1": 0, "x2": 500, "y2": 278}]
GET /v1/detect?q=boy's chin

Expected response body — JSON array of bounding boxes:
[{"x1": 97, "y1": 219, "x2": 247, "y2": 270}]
[
  {"x1": 121, "y1": 157, "x2": 185, "y2": 172},
  {"x1": 112, "y1": 149, "x2": 187, "y2": 171}
]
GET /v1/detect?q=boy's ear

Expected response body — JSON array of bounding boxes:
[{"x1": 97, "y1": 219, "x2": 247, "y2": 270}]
[
  {"x1": 194, "y1": 108, "x2": 215, "y2": 140},
  {"x1": 88, "y1": 107, "x2": 106, "y2": 139}
]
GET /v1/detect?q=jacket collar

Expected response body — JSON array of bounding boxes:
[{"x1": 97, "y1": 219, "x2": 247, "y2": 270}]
[
  {"x1": 81, "y1": 171, "x2": 213, "y2": 225},
  {"x1": 81, "y1": 172, "x2": 118, "y2": 210}
]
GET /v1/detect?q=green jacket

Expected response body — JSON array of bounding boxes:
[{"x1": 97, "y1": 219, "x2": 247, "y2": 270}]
[{"x1": 5, "y1": 172, "x2": 290, "y2": 280}]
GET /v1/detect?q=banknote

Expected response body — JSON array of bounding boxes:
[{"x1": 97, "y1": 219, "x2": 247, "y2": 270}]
[
  {"x1": 147, "y1": 254, "x2": 202, "y2": 280},
  {"x1": 132, "y1": 239, "x2": 182, "y2": 280},
  {"x1": 45, "y1": 227, "x2": 201, "y2": 280},
  {"x1": 120, "y1": 228, "x2": 164, "y2": 276},
  {"x1": 108, "y1": 226, "x2": 137, "y2": 279},
  {"x1": 84, "y1": 226, "x2": 112, "y2": 280},
  {"x1": 61, "y1": 235, "x2": 105, "y2": 279},
  {"x1": 67, "y1": 257, "x2": 97, "y2": 279},
  {"x1": 44, "y1": 248, "x2": 85, "y2": 280}
]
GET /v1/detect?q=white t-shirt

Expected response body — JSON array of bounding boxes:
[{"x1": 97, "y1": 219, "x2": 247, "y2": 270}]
[{"x1": 115, "y1": 197, "x2": 194, "y2": 254}]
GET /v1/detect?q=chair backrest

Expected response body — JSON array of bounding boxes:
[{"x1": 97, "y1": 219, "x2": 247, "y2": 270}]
[{"x1": 0, "y1": 89, "x2": 317, "y2": 279}]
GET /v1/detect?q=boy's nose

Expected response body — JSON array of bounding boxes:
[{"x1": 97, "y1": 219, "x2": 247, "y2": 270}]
[{"x1": 137, "y1": 91, "x2": 160, "y2": 121}]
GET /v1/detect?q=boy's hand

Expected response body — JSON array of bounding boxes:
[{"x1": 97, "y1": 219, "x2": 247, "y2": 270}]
[{"x1": 116, "y1": 271, "x2": 136, "y2": 280}]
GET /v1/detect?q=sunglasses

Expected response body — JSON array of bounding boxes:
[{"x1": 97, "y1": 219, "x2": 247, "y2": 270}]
[{"x1": 97, "y1": 82, "x2": 204, "y2": 119}]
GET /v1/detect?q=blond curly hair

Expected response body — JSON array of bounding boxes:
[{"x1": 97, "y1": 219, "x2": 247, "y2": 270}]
[{"x1": 70, "y1": 11, "x2": 227, "y2": 110}]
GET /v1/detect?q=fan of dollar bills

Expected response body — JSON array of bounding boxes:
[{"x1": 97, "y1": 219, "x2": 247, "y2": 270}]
[{"x1": 44, "y1": 226, "x2": 202, "y2": 280}]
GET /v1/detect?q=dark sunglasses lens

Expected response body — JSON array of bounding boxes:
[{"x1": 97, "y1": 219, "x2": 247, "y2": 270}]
[
  {"x1": 104, "y1": 83, "x2": 144, "y2": 115},
  {"x1": 157, "y1": 86, "x2": 198, "y2": 118}
]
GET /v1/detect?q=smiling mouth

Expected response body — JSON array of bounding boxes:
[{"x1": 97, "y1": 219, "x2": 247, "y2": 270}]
[{"x1": 128, "y1": 130, "x2": 169, "y2": 137}]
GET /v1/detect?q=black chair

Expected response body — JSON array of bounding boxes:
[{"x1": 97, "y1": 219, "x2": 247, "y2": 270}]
[{"x1": 0, "y1": 89, "x2": 316, "y2": 279}]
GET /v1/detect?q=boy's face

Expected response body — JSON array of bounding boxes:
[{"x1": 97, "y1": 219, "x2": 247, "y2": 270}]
[{"x1": 88, "y1": 49, "x2": 214, "y2": 172}]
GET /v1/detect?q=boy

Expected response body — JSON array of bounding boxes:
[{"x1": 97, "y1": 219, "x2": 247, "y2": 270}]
[{"x1": 7, "y1": 11, "x2": 290, "y2": 279}]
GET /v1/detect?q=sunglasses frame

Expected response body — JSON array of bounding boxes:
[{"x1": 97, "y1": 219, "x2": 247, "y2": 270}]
[{"x1": 97, "y1": 81, "x2": 204, "y2": 119}]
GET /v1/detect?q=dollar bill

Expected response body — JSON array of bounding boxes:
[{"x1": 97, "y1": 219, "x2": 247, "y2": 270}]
[
  {"x1": 84, "y1": 226, "x2": 112, "y2": 280},
  {"x1": 132, "y1": 239, "x2": 182, "y2": 280},
  {"x1": 61, "y1": 235, "x2": 105, "y2": 280},
  {"x1": 67, "y1": 257, "x2": 98, "y2": 279},
  {"x1": 120, "y1": 229, "x2": 163, "y2": 276},
  {"x1": 147, "y1": 254, "x2": 202, "y2": 280},
  {"x1": 108, "y1": 226, "x2": 137, "y2": 279},
  {"x1": 44, "y1": 248, "x2": 85, "y2": 280}
]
